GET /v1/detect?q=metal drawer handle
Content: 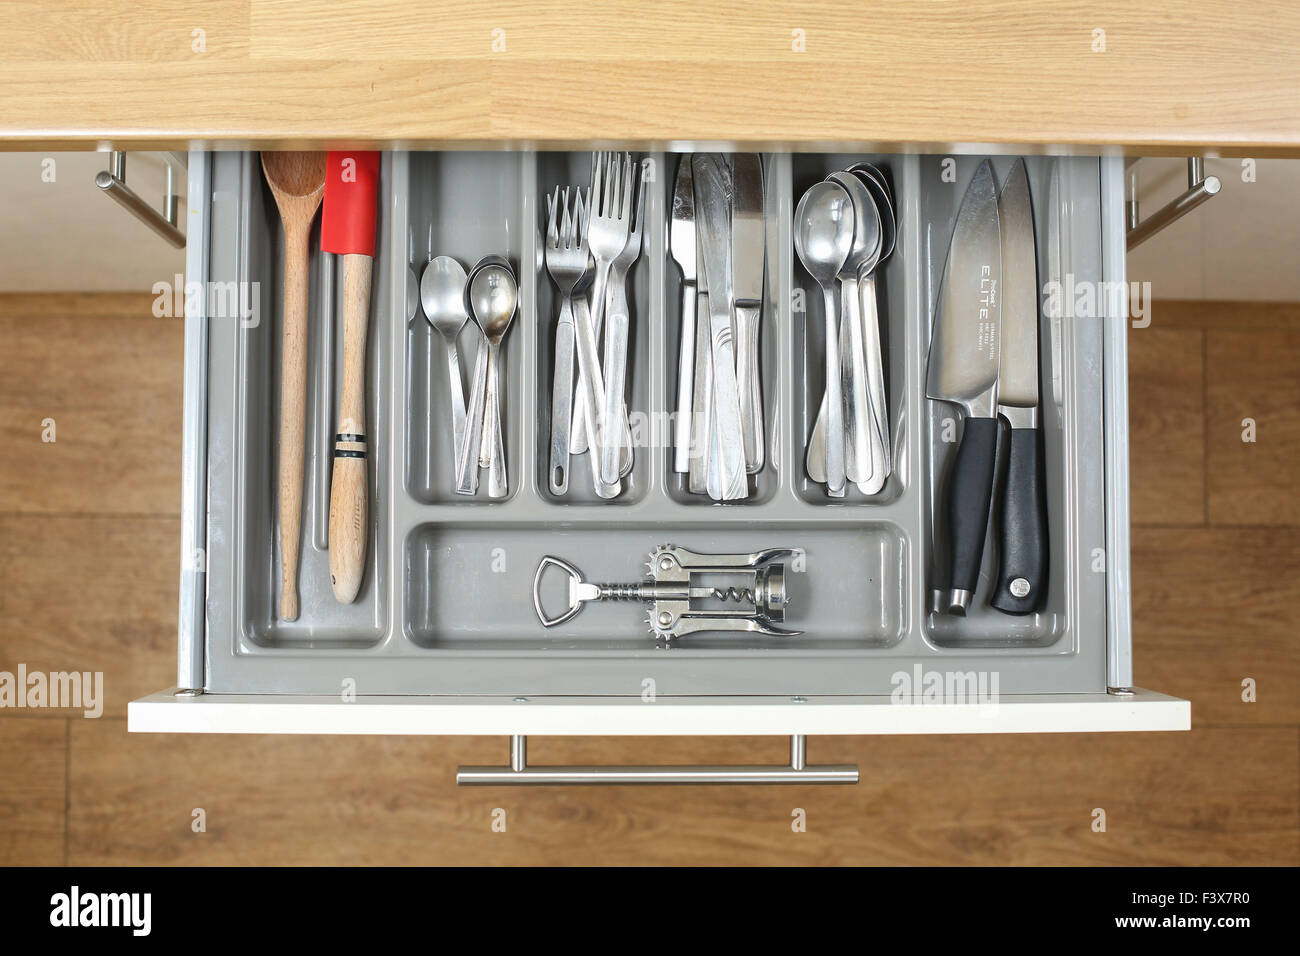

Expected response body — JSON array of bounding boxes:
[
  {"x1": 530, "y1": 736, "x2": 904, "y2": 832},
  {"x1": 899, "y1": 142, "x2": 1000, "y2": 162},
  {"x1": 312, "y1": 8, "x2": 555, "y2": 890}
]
[
  {"x1": 95, "y1": 151, "x2": 186, "y2": 248},
  {"x1": 456, "y1": 735, "x2": 860, "y2": 786},
  {"x1": 1125, "y1": 156, "x2": 1220, "y2": 250}
]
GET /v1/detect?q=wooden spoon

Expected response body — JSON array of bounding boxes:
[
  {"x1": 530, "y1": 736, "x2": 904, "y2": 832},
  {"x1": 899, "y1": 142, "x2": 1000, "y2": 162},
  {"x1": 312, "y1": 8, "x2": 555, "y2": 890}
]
[{"x1": 261, "y1": 151, "x2": 327, "y2": 622}]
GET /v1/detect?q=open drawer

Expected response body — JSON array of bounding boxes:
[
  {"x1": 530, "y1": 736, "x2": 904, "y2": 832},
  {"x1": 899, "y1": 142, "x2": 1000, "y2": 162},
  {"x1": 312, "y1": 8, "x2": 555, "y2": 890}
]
[{"x1": 129, "y1": 150, "x2": 1188, "y2": 785}]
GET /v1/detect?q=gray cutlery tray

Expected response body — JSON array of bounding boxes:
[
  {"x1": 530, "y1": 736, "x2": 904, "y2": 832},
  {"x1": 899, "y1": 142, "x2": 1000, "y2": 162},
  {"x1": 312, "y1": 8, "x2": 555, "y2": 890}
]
[{"x1": 197, "y1": 150, "x2": 1113, "y2": 697}]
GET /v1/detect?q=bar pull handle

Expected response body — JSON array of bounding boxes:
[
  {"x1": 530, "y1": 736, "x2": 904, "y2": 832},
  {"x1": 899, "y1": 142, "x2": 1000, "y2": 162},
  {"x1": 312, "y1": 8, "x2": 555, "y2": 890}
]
[
  {"x1": 95, "y1": 151, "x2": 186, "y2": 248},
  {"x1": 1125, "y1": 156, "x2": 1220, "y2": 250},
  {"x1": 456, "y1": 735, "x2": 860, "y2": 786}
]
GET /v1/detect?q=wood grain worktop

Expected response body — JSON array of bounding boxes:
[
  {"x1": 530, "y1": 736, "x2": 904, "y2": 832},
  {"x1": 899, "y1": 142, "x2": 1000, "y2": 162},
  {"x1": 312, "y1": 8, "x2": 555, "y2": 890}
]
[{"x1": 0, "y1": 0, "x2": 1297, "y2": 154}]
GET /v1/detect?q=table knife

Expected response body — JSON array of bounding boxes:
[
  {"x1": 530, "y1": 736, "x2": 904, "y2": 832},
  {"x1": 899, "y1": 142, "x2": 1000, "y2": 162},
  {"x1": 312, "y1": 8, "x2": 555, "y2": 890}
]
[
  {"x1": 670, "y1": 155, "x2": 697, "y2": 474},
  {"x1": 692, "y1": 153, "x2": 747, "y2": 501},
  {"x1": 991, "y1": 158, "x2": 1048, "y2": 615},
  {"x1": 688, "y1": 224, "x2": 712, "y2": 495},
  {"x1": 731, "y1": 153, "x2": 766, "y2": 474},
  {"x1": 925, "y1": 159, "x2": 1002, "y2": 615}
]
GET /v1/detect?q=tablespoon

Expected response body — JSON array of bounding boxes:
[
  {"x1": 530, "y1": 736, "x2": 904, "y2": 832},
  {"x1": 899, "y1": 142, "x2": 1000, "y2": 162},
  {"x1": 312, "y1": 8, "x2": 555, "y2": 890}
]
[
  {"x1": 829, "y1": 170, "x2": 882, "y2": 489},
  {"x1": 794, "y1": 181, "x2": 854, "y2": 496},
  {"x1": 471, "y1": 254, "x2": 513, "y2": 486},
  {"x1": 420, "y1": 255, "x2": 469, "y2": 480},
  {"x1": 848, "y1": 162, "x2": 893, "y2": 207},
  {"x1": 808, "y1": 167, "x2": 896, "y2": 493},
  {"x1": 457, "y1": 259, "x2": 517, "y2": 497},
  {"x1": 852, "y1": 169, "x2": 897, "y2": 492}
]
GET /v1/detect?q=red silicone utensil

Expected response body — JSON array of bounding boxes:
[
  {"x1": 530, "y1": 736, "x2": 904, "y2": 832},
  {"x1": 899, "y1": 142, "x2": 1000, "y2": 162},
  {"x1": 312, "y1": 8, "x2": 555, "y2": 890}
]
[{"x1": 321, "y1": 150, "x2": 380, "y2": 604}]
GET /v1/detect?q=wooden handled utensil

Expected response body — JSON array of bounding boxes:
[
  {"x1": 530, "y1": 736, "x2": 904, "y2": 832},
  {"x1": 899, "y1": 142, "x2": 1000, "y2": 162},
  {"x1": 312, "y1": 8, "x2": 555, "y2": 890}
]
[
  {"x1": 261, "y1": 151, "x2": 327, "y2": 622},
  {"x1": 322, "y1": 151, "x2": 380, "y2": 604}
]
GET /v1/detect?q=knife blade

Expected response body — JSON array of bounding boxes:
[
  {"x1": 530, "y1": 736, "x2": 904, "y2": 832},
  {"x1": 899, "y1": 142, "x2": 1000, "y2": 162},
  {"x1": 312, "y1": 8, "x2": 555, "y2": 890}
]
[
  {"x1": 670, "y1": 155, "x2": 697, "y2": 474},
  {"x1": 991, "y1": 158, "x2": 1048, "y2": 615},
  {"x1": 925, "y1": 158, "x2": 1001, "y2": 615},
  {"x1": 692, "y1": 153, "x2": 747, "y2": 501},
  {"x1": 1047, "y1": 161, "x2": 1064, "y2": 408},
  {"x1": 731, "y1": 153, "x2": 766, "y2": 473}
]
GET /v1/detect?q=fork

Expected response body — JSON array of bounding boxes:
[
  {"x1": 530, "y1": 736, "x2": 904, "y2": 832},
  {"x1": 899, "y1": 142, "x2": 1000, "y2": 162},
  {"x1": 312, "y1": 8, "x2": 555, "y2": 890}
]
[
  {"x1": 571, "y1": 152, "x2": 632, "y2": 464},
  {"x1": 569, "y1": 153, "x2": 602, "y2": 457},
  {"x1": 561, "y1": 185, "x2": 618, "y2": 498},
  {"x1": 571, "y1": 158, "x2": 634, "y2": 475},
  {"x1": 544, "y1": 187, "x2": 579, "y2": 496},
  {"x1": 598, "y1": 154, "x2": 646, "y2": 485}
]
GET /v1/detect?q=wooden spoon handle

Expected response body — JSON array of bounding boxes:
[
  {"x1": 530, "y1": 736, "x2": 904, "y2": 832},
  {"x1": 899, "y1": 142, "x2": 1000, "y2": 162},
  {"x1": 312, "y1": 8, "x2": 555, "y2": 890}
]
[
  {"x1": 278, "y1": 223, "x2": 312, "y2": 621},
  {"x1": 329, "y1": 252, "x2": 372, "y2": 603}
]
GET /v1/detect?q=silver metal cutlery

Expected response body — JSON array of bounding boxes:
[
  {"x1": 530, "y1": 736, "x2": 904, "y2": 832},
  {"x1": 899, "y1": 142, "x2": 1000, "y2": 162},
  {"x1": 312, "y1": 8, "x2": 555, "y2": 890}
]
[
  {"x1": 670, "y1": 156, "x2": 697, "y2": 475},
  {"x1": 544, "y1": 187, "x2": 582, "y2": 496},
  {"x1": 599, "y1": 156, "x2": 646, "y2": 487},
  {"x1": 542, "y1": 152, "x2": 768, "y2": 503},
  {"x1": 542, "y1": 152, "x2": 647, "y2": 498},
  {"x1": 693, "y1": 153, "x2": 749, "y2": 501},
  {"x1": 455, "y1": 255, "x2": 518, "y2": 498},
  {"x1": 799, "y1": 162, "x2": 898, "y2": 498},
  {"x1": 672, "y1": 152, "x2": 769, "y2": 502},
  {"x1": 795, "y1": 180, "x2": 854, "y2": 497},
  {"x1": 731, "y1": 153, "x2": 767, "y2": 475},
  {"x1": 420, "y1": 255, "x2": 470, "y2": 474},
  {"x1": 687, "y1": 204, "x2": 713, "y2": 495}
]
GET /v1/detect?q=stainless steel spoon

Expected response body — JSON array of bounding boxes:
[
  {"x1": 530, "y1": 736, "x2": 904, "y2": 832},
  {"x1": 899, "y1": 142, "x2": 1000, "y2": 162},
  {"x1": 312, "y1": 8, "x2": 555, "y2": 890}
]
[
  {"x1": 420, "y1": 255, "x2": 469, "y2": 481},
  {"x1": 807, "y1": 167, "x2": 897, "y2": 494},
  {"x1": 852, "y1": 169, "x2": 897, "y2": 493},
  {"x1": 849, "y1": 162, "x2": 894, "y2": 210},
  {"x1": 794, "y1": 181, "x2": 855, "y2": 497},
  {"x1": 828, "y1": 170, "x2": 882, "y2": 489},
  {"x1": 458, "y1": 259, "x2": 517, "y2": 498}
]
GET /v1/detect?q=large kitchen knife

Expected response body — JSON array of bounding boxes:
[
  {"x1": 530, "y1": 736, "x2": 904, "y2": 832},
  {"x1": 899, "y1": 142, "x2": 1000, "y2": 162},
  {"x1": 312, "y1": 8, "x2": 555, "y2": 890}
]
[
  {"x1": 692, "y1": 153, "x2": 747, "y2": 501},
  {"x1": 991, "y1": 159, "x2": 1048, "y2": 615},
  {"x1": 926, "y1": 159, "x2": 1002, "y2": 615}
]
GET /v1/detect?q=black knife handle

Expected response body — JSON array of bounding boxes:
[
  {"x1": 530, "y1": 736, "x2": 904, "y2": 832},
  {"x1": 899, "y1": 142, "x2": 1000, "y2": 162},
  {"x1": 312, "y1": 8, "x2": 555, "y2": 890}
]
[
  {"x1": 945, "y1": 415, "x2": 1000, "y2": 613},
  {"x1": 992, "y1": 425, "x2": 1049, "y2": 615}
]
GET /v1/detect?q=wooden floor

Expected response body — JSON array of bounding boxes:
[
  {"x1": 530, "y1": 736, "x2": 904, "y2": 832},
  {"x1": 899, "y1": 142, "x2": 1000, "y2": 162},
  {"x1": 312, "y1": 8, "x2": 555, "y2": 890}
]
[{"x1": 1, "y1": 293, "x2": 1297, "y2": 866}]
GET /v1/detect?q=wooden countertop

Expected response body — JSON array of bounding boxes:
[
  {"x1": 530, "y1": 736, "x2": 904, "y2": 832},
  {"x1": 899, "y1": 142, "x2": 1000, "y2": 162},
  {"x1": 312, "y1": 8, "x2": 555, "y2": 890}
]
[{"x1": 2, "y1": 0, "x2": 1298, "y2": 154}]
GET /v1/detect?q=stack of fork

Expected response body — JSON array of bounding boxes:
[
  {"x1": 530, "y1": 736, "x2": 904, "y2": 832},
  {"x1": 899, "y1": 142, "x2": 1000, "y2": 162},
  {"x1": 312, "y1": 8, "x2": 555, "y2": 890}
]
[{"x1": 544, "y1": 152, "x2": 647, "y2": 499}]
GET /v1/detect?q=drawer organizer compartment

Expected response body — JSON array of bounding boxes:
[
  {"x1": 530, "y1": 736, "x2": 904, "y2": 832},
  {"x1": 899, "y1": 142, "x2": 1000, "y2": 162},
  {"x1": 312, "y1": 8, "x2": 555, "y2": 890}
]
[{"x1": 190, "y1": 150, "x2": 1122, "y2": 700}]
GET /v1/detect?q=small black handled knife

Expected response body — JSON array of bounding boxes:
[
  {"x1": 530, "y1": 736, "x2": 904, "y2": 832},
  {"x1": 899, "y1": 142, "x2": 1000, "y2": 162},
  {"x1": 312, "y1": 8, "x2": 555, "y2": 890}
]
[{"x1": 991, "y1": 159, "x2": 1048, "y2": 614}]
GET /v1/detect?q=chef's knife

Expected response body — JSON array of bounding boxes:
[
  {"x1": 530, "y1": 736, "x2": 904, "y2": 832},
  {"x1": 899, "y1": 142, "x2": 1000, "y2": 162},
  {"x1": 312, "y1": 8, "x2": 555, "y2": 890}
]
[
  {"x1": 692, "y1": 153, "x2": 747, "y2": 501},
  {"x1": 731, "y1": 153, "x2": 766, "y2": 474},
  {"x1": 991, "y1": 159, "x2": 1048, "y2": 615},
  {"x1": 926, "y1": 159, "x2": 1002, "y2": 615}
]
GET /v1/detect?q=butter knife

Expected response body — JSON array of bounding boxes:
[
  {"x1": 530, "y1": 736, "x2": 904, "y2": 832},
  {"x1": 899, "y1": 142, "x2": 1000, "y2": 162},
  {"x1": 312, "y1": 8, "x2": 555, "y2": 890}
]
[
  {"x1": 692, "y1": 153, "x2": 747, "y2": 501},
  {"x1": 731, "y1": 153, "x2": 766, "y2": 474}
]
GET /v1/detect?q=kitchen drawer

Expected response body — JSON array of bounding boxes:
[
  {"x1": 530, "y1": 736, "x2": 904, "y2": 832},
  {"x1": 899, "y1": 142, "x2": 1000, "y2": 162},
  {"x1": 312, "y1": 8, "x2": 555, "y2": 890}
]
[{"x1": 129, "y1": 149, "x2": 1188, "y2": 779}]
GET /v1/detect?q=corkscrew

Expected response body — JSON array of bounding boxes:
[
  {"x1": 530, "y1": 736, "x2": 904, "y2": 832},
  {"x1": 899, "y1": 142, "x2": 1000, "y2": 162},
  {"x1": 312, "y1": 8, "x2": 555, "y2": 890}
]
[{"x1": 532, "y1": 544, "x2": 801, "y2": 640}]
